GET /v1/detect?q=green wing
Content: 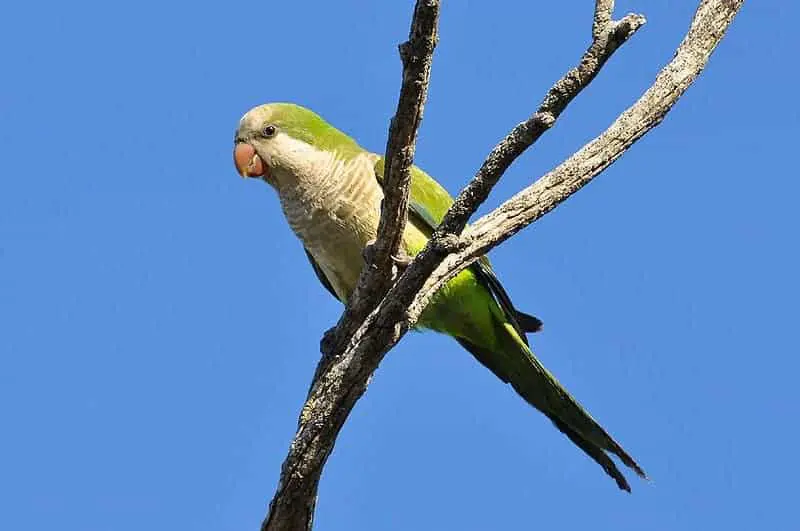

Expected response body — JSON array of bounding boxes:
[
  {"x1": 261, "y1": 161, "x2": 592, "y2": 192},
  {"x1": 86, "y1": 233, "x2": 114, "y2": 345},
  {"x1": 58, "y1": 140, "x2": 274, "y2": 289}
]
[
  {"x1": 373, "y1": 158, "x2": 454, "y2": 231},
  {"x1": 373, "y1": 157, "x2": 542, "y2": 337}
]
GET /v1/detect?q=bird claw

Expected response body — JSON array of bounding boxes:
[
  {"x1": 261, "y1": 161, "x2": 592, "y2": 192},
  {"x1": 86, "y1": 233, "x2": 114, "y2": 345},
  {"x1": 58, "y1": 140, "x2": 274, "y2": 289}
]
[
  {"x1": 362, "y1": 240, "x2": 412, "y2": 270},
  {"x1": 391, "y1": 251, "x2": 413, "y2": 269},
  {"x1": 320, "y1": 326, "x2": 338, "y2": 356}
]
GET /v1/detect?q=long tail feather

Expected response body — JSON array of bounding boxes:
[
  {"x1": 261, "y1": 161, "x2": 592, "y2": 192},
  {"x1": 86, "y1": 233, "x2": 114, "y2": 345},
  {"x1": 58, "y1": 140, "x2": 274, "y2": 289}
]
[
  {"x1": 455, "y1": 323, "x2": 646, "y2": 490},
  {"x1": 499, "y1": 322, "x2": 647, "y2": 484},
  {"x1": 548, "y1": 415, "x2": 631, "y2": 492}
]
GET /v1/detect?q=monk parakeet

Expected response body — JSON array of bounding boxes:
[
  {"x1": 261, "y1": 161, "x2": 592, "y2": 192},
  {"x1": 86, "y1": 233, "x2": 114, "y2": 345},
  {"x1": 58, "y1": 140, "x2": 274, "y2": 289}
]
[{"x1": 234, "y1": 103, "x2": 646, "y2": 491}]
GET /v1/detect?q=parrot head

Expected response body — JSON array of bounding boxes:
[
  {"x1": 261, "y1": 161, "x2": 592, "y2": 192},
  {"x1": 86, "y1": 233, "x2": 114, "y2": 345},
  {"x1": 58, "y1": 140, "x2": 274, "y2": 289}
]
[{"x1": 233, "y1": 103, "x2": 361, "y2": 187}]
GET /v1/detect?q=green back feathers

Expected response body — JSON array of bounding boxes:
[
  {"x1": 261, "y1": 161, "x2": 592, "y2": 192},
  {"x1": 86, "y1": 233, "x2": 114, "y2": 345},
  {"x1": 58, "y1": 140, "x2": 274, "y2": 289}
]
[
  {"x1": 373, "y1": 157, "x2": 543, "y2": 338},
  {"x1": 373, "y1": 158, "x2": 455, "y2": 232}
]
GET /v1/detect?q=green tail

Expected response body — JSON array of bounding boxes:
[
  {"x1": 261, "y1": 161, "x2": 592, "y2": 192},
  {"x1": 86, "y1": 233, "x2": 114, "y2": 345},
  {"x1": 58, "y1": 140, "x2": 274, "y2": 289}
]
[{"x1": 457, "y1": 321, "x2": 647, "y2": 492}]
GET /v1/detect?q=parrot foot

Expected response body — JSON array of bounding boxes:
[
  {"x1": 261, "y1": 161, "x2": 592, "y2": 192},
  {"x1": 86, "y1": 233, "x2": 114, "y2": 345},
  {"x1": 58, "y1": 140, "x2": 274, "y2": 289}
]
[
  {"x1": 320, "y1": 326, "x2": 339, "y2": 356},
  {"x1": 311, "y1": 326, "x2": 340, "y2": 390},
  {"x1": 391, "y1": 251, "x2": 413, "y2": 268},
  {"x1": 363, "y1": 240, "x2": 413, "y2": 276},
  {"x1": 362, "y1": 239, "x2": 378, "y2": 264}
]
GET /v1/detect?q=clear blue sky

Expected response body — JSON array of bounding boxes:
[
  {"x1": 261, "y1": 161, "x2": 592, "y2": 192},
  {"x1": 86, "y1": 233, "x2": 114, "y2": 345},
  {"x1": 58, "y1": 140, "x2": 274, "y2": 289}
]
[{"x1": 1, "y1": 2, "x2": 796, "y2": 530}]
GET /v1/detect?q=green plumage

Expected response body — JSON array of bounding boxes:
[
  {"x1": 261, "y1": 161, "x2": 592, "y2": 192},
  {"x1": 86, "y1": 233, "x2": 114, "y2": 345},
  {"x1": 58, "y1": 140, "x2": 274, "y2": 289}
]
[
  {"x1": 375, "y1": 157, "x2": 645, "y2": 491},
  {"x1": 236, "y1": 103, "x2": 646, "y2": 491}
]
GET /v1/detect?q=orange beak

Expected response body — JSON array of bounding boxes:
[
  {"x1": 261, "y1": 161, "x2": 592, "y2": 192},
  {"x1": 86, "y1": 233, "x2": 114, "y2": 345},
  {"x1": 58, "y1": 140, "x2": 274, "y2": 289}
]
[{"x1": 233, "y1": 143, "x2": 266, "y2": 178}]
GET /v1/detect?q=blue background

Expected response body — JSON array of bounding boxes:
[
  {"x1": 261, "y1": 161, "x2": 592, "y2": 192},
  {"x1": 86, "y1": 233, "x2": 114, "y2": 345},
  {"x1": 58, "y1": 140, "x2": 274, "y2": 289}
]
[{"x1": 1, "y1": 1, "x2": 796, "y2": 530}]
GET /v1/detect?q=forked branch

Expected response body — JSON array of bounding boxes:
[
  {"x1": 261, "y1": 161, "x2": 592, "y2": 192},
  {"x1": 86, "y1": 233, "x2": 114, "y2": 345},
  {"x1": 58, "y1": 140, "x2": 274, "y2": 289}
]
[
  {"x1": 261, "y1": 1, "x2": 743, "y2": 530},
  {"x1": 408, "y1": 0, "x2": 744, "y2": 319}
]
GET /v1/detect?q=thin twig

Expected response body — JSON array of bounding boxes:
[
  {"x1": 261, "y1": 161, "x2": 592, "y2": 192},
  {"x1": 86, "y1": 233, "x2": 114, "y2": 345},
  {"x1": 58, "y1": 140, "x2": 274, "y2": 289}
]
[
  {"x1": 593, "y1": 0, "x2": 615, "y2": 41},
  {"x1": 369, "y1": 3, "x2": 648, "y2": 335},
  {"x1": 407, "y1": 0, "x2": 744, "y2": 320}
]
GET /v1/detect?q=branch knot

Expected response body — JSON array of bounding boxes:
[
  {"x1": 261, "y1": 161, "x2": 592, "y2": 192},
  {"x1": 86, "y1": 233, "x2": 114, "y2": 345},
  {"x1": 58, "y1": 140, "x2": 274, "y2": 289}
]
[{"x1": 430, "y1": 233, "x2": 465, "y2": 255}]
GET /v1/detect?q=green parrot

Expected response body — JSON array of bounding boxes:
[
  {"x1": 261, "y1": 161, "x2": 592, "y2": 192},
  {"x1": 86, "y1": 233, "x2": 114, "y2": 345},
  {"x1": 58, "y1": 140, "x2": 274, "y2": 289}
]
[{"x1": 234, "y1": 103, "x2": 646, "y2": 491}]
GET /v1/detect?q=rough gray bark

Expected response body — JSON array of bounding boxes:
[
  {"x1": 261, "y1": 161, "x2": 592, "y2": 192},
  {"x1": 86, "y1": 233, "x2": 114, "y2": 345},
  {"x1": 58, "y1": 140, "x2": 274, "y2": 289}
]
[
  {"x1": 261, "y1": 3, "x2": 441, "y2": 530},
  {"x1": 261, "y1": 1, "x2": 744, "y2": 530},
  {"x1": 320, "y1": 0, "x2": 440, "y2": 363}
]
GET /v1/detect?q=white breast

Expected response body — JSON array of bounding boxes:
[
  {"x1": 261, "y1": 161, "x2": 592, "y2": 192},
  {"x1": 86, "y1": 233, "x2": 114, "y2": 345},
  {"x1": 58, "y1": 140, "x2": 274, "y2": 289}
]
[{"x1": 274, "y1": 148, "x2": 384, "y2": 300}]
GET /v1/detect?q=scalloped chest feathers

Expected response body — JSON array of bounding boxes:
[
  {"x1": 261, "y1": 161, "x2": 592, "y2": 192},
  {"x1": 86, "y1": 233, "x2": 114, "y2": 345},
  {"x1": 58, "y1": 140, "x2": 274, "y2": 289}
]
[{"x1": 276, "y1": 152, "x2": 383, "y2": 299}]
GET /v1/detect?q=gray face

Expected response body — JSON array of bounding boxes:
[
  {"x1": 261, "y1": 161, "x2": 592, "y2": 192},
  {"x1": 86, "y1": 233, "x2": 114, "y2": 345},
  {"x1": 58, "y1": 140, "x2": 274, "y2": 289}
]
[
  {"x1": 233, "y1": 106, "x2": 275, "y2": 182},
  {"x1": 234, "y1": 105, "x2": 334, "y2": 191}
]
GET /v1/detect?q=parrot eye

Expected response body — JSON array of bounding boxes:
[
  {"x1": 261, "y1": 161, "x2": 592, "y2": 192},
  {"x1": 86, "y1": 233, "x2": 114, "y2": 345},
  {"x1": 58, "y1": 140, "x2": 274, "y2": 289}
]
[{"x1": 262, "y1": 124, "x2": 277, "y2": 138}]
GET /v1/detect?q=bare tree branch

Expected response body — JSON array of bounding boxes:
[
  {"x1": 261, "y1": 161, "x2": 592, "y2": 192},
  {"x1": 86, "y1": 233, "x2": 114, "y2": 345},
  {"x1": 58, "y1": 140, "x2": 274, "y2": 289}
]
[
  {"x1": 428, "y1": 6, "x2": 647, "y2": 247},
  {"x1": 593, "y1": 0, "x2": 615, "y2": 41},
  {"x1": 261, "y1": 1, "x2": 743, "y2": 529},
  {"x1": 408, "y1": 0, "x2": 744, "y2": 320},
  {"x1": 320, "y1": 1, "x2": 441, "y2": 362},
  {"x1": 261, "y1": 2, "x2": 440, "y2": 530}
]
